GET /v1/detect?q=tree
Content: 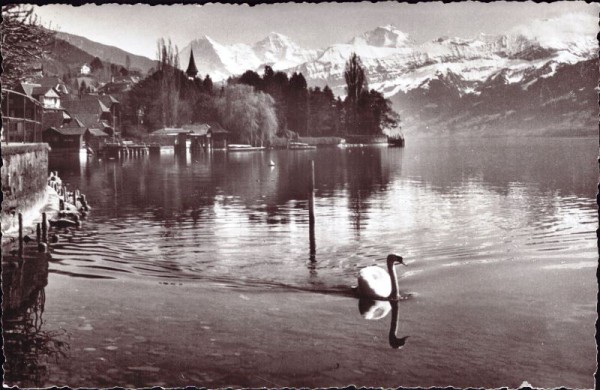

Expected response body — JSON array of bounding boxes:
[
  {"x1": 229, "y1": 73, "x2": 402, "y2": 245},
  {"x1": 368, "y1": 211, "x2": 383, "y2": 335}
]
[
  {"x1": 90, "y1": 56, "x2": 104, "y2": 72},
  {"x1": 263, "y1": 65, "x2": 274, "y2": 82},
  {"x1": 1, "y1": 5, "x2": 54, "y2": 88},
  {"x1": 239, "y1": 70, "x2": 262, "y2": 90},
  {"x1": 125, "y1": 54, "x2": 131, "y2": 70},
  {"x1": 217, "y1": 84, "x2": 278, "y2": 146},
  {"x1": 344, "y1": 52, "x2": 368, "y2": 104},
  {"x1": 79, "y1": 80, "x2": 88, "y2": 97},
  {"x1": 356, "y1": 89, "x2": 401, "y2": 135},
  {"x1": 344, "y1": 52, "x2": 368, "y2": 133},
  {"x1": 287, "y1": 72, "x2": 308, "y2": 135},
  {"x1": 156, "y1": 38, "x2": 181, "y2": 127},
  {"x1": 202, "y1": 75, "x2": 213, "y2": 94}
]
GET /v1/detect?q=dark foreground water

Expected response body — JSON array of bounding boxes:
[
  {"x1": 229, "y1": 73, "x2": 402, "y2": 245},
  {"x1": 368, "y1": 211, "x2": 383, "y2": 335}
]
[{"x1": 3, "y1": 137, "x2": 597, "y2": 388}]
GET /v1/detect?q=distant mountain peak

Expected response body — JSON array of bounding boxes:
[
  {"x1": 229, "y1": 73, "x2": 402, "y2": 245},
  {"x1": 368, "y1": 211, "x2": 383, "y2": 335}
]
[
  {"x1": 254, "y1": 32, "x2": 297, "y2": 50},
  {"x1": 266, "y1": 31, "x2": 291, "y2": 40},
  {"x1": 195, "y1": 35, "x2": 218, "y2": 45},
  {"x1": 350, "y1": 25, "x2": 413, "y2": 48}
]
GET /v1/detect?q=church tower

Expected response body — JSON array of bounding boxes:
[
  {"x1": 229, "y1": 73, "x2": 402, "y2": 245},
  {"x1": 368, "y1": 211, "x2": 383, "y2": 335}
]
[{"x1": 185, "y1": 49, "x2": 199, "y2": 79}]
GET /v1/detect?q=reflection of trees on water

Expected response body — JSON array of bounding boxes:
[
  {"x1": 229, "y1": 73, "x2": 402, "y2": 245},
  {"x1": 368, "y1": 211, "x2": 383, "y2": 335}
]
[
  {"x1": 49, "y1": 148, "x2": 403, "y2": 234},
  {"x1": 2, "y1": 255, "x2": 70, "y2": 387}
]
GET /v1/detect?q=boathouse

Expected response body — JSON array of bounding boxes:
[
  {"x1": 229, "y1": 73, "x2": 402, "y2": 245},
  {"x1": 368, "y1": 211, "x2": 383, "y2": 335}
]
[
  {"x1": 148, "y1": 127, "x2": 190, "y2": 146},
  {"x1": 148, "y1": 123, "x2": 230, "y2": 149},
  {"x1": 182, "y1": 122, "x2": 229, "y2": 149},
  {"x1": 42, "y1": 122, "x2": 86, "y2": 151},
  {"x1": 84, "y1": 128, "x2": 110, "y2": 152}
]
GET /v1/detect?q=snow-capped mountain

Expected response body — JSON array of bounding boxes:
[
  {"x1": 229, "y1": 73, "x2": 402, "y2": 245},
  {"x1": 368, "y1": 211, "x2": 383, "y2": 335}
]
[
  {"x1": 348, "y1": 24, "x2": 414, "y2": 48},
  {"x1": 295, "y1": 14, "x2": 597, "y2": 98},
  {"x1": 179, "y1": 36, "x2": 261, "y2": 81},
  {"x1": 181, "y1": 13, "x2": 596, "y2": 93},
  {"x1": 179, "y1": 13, "x2": 597, "y2": 135},
  {"x1": 179, "y1": 33, "x2": 320, "y2": 81},
  {"x1": 252, "y1": 32, "x2": 321, "y2": 70}
]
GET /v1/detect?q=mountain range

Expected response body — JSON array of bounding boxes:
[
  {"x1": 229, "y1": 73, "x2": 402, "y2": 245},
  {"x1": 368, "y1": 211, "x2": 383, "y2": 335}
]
[
  {"x1": 55, "y1": 31, "x2": 157, "y2": 73},
  {"x1": 56, "y1": 13, "x2": 598, "y2": 136}
]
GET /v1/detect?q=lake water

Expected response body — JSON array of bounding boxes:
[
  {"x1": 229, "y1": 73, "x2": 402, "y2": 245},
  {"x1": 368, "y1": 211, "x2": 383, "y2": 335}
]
[{"x1": 2, "y1": 137, "x2": 597, "y2": 388}]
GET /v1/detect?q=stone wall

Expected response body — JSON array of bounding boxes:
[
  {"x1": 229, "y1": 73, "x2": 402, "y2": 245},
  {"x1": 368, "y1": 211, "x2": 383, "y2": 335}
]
[{"x1": 1, "y1": 143, "x2": 50, "y2": 236}]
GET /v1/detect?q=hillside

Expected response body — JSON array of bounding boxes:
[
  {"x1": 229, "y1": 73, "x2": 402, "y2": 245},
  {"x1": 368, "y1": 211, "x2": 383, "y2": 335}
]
[
  {"x1": 56, "y1": 31, "x2": 157, "y2": 74},
  {"x1": 41, "y1": 36, "x2": 95, "y2": 76},
  {"x1": 390, "y1": 58, "x2": 598, "y2": 137}
]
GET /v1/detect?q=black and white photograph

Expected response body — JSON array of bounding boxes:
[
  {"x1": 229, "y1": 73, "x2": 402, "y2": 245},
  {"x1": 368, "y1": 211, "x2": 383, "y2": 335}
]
[{"x1": 1, "y1": 1, "x2": 598, "y2": 388}]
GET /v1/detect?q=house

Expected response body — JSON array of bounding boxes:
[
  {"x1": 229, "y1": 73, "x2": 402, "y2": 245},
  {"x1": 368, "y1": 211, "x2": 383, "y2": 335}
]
[
  {"x1": 41, "y1": 109, "x2": 73, "y2": 131},
  {"x1": 36, "y1": 76, "x2": 70, "y2": 95},
  {"x1": 75, "y1": 76, "x2": 98, "y2": 93},
  {"x1": 61, "y1": 94, "x2": 120, "y2": 137},
  {"x1": 80, "y1": 63, "x2": 91, "y2": 75},
  {"x1": 42, "y1": 122, "x2": 86, "y2": 151},
  {"x1": 17, "y1": 82, "x2": 61, "y2": 109},
  {"x1": 98, "y1": 75, "x2": 139, "y2": 95},
  {"x1": 84, "y1": 128, "x2": 110, "y2": 153}
]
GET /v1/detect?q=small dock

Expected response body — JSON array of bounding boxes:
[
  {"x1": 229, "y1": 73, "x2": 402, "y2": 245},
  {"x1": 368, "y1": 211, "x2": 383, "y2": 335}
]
[{"x1": 102, "y1": 142, "x2": 150, "y2": 158}]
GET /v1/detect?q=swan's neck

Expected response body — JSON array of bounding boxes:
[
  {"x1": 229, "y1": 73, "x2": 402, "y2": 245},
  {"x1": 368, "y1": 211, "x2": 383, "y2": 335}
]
[
  {"x1": 389, "y1": 300, "x2": 399, "y2": 340},
  {"x1": 387, "y1": 260, "x2": 400, "y2": 300},
  {"x1": 388, "y1": 300, "x2": 409, "y2": 349}
]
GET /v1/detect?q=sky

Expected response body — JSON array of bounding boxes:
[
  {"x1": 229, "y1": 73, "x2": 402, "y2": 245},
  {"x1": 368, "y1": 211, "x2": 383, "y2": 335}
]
[{"x1": 32, "y1": 2, "x2": 599, "y2": 59}]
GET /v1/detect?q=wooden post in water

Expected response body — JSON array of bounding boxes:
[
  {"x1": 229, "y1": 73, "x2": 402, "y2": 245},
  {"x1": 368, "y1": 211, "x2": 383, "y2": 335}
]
[
  {"x1": 308, "y1": 160, "x2": 315, "y2": 226},
  {"x1": 42, "y1": 212, "x2": 48, "y2": 243},
  {"x1": 18, "y1": 213, "x2": 23, "y2": 257},
  {"x1": 308, "y1": 160, "x2": 316, "y2": 262},
  {"x1": 72, "y1": 190, "x2": 77, "y2": 207},
  {"x1": 36, "y1": 223, "x2": 41, "y2": 244}
]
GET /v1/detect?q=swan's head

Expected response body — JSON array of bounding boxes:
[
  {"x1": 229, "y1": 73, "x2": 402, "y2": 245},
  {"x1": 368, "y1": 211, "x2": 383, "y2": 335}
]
[
  {"x1": 390, "y1": 335, "x2": 409, "y2": 349},
  {"x1": 387, "y1": 254, "x2": 405, "y2": 266}
]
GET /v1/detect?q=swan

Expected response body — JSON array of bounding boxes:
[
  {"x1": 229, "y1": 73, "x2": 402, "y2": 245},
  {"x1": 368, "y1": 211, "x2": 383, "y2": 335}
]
[
  {"x1": 358, "y1": 298, "x2": 409, "y2": 349},
  {"x1": 357, "y1": 254, "x2": 406, "y2": 300}
]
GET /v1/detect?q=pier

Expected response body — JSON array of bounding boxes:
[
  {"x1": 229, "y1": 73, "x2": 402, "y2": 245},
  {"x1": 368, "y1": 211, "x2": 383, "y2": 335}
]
[{"x1": 102, "y1": 142, "x2": 150, "y2": 158}]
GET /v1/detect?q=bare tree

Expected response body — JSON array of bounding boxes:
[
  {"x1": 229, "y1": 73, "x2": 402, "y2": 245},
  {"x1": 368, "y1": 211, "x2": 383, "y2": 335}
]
[
  {"x1": 344, "y1": 52, "x2": 368, "y2": 133},
  {"x1": 1, "y1": 5, "x2": 54, "y2": 88},
  {"x1": 156, "y1": 38, "x2": 181, "y2": 127}
]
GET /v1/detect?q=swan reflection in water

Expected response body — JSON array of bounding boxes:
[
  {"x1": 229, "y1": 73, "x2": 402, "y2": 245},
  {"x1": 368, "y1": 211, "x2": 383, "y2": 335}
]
[{"x1": 358, "y1": 298, "x2": 409, "y2": 349}]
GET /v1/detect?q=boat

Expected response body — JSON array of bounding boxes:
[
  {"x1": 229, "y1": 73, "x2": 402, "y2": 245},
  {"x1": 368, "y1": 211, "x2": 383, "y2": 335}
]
[
  {"x1": 227, "y1": 144, "x2": 266, "y2": 152},
  {"x1": 289, "y1": 142, "x2": 317, "y2": 150},
  {"x1": 388, "y1": 136, "x2": 405, "y2": 147}
]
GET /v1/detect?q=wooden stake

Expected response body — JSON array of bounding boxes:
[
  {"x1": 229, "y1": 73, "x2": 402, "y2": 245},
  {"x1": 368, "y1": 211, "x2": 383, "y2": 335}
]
[
  {"x1": 18, "y1": 213, "x2": 23, "y2": 257},
  {"x1": 36, "y1": 223, "x2": 41, "y2": 244},
  {"x1": 42, "y1": 212, "x2": 48, "y2": 243},
  {"x1": 308, "y1": 160, "x2": 315, "y2": 226}
]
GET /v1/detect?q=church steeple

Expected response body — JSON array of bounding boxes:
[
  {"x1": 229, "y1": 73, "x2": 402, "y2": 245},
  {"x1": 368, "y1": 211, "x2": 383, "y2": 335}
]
[{"x1": 186, "y1": 49, "x2": 199, "y2": 79}]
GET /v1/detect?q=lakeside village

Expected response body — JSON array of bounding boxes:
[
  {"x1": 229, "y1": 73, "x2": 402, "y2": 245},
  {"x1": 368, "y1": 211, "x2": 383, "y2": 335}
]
[{"x1": 1, "y1": 6, "x2": 404, "y2": 255}]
